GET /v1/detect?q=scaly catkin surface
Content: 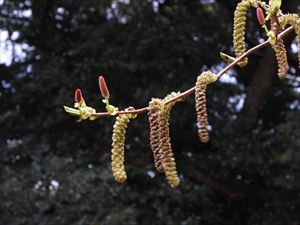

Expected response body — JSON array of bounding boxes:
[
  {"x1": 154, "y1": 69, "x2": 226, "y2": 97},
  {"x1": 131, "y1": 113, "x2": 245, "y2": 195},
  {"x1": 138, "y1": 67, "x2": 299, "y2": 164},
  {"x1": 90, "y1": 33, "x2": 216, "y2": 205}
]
[
  {"x1": 158, "y1": 92, "x2": 182, "y2": 188},
  {"x1": 195, "y1": 71, "x2": 217, "y2": 143},
  {"x1": 280, "y1": 13, "x2": 300, "y2": 68},
  {"x1": 158, "y1": 94, "x2": 179, "y2": 188},
  {"x1": 233, "y1": 0, "x2": 251, "y2": 67},
  {"x1": 272, "y1": 40, "x2": 288, "y2": 79},
  {"x1": 271, "y1": 16, "x2": 288, "y2": 79},
  {"x1": 111, "y1": 111, "x2": 136, "y2": 183},
  {"x1": 148, "y1": 98, "x2": 165, "y2": 173}
]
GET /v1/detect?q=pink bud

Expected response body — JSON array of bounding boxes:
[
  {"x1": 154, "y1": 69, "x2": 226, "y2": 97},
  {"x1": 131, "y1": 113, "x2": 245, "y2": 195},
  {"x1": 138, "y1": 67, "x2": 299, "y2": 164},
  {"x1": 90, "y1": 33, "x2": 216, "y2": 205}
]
[
  {"x1": 75, "y1": 88, "x2": 84, "y2": 103},
  {"x1": 98, "y1": 76, "x2": 110, "y2": 98},
  {"x1": 256, "y1": 7, "x2": 265, "y2": 25}
]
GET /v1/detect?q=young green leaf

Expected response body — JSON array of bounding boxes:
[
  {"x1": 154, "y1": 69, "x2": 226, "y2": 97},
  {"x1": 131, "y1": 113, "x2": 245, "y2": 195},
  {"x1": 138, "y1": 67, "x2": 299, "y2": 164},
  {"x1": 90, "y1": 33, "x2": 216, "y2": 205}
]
[
  {"x1": 220, "y1": 52, "x2": 236, "y2": 63},
  {"x1": 63, "y1": 106, "x2": 80, "y2": 116},
  {"x1": 269, "y1": 0, "x2": 281, "y2": 12}
]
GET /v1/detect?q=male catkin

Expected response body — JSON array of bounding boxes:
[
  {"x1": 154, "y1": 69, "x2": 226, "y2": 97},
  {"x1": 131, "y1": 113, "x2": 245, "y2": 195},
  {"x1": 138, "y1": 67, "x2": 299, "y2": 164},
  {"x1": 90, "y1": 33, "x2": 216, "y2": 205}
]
[
  {"x1": 158, "y1": 92, "x2": 182, "y2": 188},
  {"x1": 148, "y1": 98, "x2": 165, "y2": 173},
  {"x1": 111, "y1": 109, "x2": 136, "y2": 183},
  {"x1": 233, "y1": 0, "x2": 251, "y2": 67},
  {"x1": 271, "y1": 40, "x2": 288, "y2": 79},
  {"x1": 280, "y1": 13, "x2": 300, "y2": 68},
  {"x1": 195, "y1": 71, "x2": 217, "y2": 143},
  {"x1": 271, "y1": 17, "x2": 288, "y2": 79}
]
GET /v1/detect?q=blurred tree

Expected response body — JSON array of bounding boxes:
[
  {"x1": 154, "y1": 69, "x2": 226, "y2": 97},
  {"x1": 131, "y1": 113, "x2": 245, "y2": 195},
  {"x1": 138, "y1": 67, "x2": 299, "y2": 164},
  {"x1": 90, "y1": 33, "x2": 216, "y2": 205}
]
[{"x1": 0, "y1": 0, "x2": 299, "y2": 225}]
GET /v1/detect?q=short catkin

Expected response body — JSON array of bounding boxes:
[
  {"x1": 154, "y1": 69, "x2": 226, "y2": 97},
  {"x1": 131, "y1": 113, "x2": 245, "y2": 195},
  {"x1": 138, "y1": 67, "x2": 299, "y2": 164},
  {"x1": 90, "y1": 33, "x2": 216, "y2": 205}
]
[
  {"x1": 158, "y1": 93, "x2": 182, "y2": 188},
  {"x1": 148, "y1": 98, "x2": 165, "y2": 173},
  {"x1": 279, "y1": 13, "x2": 300, "y2": 68},
  {"x1": 270, "y1": 16, "x2": 288, "y2": 79},
  {"x1": 111, "y1": 109, "x2": 137, "y2": 183},
  {"x1": 233, "y1": 0, "x2": 251, "y2": 67},
  {"x1": 195, "y1": 71, "x2": 217, "y2": 143}
]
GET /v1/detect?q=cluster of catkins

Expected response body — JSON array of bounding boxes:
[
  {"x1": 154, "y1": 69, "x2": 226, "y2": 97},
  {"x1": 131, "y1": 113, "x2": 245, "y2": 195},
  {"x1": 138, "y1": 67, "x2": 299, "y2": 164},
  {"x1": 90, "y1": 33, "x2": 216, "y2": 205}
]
[
  {"x1": 110, "y1": 71, "x2": 217, "y2": 188},
  {"x1": 110, "y1": 92, "x2": 182, "y2": 187},
  {"x1": 68, "y1": 74, "x2": 216, "y2": 187},
  {"x1": 66, "y1": 1, "x2": 299, "y2": 188},
  {"x1": 147, "y1": 93, "x2": 182, "y2": 187},
  {"x1": 233, "y1": 0, "x2": 300, "y2": 79}
]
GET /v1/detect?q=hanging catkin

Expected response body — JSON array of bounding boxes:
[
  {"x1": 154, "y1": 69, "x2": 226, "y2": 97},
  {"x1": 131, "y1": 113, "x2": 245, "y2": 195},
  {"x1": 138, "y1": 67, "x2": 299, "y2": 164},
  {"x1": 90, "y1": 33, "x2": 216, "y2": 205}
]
[
  {"x1": 158, "y1": 92, "x2": 182, "y2": 188},
  {"x1": 233, "y1": 0, "x2": 251, "y2": 67},
  {"x1": 148, "y1": 98, "x2": 165, "y2": 173},
  {"x1": 270, "y1": 16, "x2": 288, "y2": 79},
  {"x1": 279, "y1": 13, "x2": 300, "y2": 68},
  {"x1": 195, "y1": 71, "x2": 217, "y2": 143},
  {"x1": 111, "y1": 108, "x2": 137, "y2": 183},
  {"x1": 271, "y1": 40, "x2": 288, "y2": 79}
]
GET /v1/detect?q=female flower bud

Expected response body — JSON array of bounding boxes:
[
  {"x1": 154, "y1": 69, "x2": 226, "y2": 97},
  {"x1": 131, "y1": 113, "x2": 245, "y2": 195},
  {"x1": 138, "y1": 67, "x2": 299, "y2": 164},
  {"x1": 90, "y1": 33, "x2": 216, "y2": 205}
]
[
  {"x1": 256, "y1": 7, "x2": 265, "y2": 25},
  {"x1": 75, "y1": 88, "x2": 84, "y2": 103},
  {"x1": 98, "y1": 76, "x2": 110, "y2": 98}
]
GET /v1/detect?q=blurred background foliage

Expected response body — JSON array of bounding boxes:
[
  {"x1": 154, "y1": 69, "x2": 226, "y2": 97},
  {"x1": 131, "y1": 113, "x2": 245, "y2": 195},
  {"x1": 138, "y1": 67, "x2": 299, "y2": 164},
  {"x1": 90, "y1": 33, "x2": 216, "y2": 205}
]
[{"x1": 0, "y1": 0, "x2": 300, "y2": 224}]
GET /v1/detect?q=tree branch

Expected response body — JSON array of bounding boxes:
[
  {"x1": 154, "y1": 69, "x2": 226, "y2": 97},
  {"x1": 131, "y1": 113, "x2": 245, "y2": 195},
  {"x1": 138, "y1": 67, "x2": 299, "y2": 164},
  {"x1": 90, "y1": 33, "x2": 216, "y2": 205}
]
[{"x1": 91, "y1": 26, "x2": 294, "y2": 118}]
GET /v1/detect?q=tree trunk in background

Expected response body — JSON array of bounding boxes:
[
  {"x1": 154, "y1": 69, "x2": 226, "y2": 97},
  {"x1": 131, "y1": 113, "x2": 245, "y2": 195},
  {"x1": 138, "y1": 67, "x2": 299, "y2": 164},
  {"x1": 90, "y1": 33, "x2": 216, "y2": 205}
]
[{"x1": 242, "y1": 47, "x2": 277, "y2": 121}]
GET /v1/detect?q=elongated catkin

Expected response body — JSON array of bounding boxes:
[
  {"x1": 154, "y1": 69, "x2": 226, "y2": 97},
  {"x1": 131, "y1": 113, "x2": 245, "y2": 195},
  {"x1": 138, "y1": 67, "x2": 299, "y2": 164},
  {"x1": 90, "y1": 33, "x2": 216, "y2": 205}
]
[
  {"x1": 270, "y1": 16, "x2": 288, "y2": 79},
  {"x1": 233, "y1": 0, "x2": 251, "y2": 67},
  {"x1": 280, "y1": 13, "x2": 300, "y2": 68},
  {"x1": 195, "y1": 71, "x2": 217, "y2": 143},
  {"x1": 148, "y1": 98, "x2": 165, "y2": 173},
  {"x1": 111, "y1": 109, "x2": 136, "y2": 183},
  {"x1": 272, "y1": 40, "x2": 288, "y2": 79},
  {"x1": 158, "y1": 93, "x2": 182, "y2": 188}
]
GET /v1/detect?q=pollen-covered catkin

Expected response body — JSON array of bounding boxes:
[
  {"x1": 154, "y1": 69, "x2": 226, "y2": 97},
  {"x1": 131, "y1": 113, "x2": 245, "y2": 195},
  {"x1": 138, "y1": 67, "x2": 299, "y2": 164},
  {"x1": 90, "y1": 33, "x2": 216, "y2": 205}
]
[
  {"x1": 233, "y1": 0, "x2": 251, "y2": 67},
  {"x1": 272, "y1": 40, "x2": 288, "y2": 79},
  {"x1": 280, "y1": 13, "x2": 300, "y2": 68},
  {"x1": 270, "y1": 17, "x2": 288, "y2": 79},
  {"x1": 159, "y1": 92, "x2": 182, "y2": 188},
  {"x1": 148, "y1": 98, "x2": 165, "y2": 173},
  {"x1": 195, "y1": 71, "x2": 217, "y2": 143},
  {"x1": 111, "y1": 109, "x2": 137, "y2": 183}
]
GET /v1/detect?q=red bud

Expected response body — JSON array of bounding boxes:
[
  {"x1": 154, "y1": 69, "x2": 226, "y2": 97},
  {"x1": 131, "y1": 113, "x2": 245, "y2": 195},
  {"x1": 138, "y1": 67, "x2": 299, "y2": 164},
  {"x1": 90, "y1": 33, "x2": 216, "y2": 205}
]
[
  {"x1": 98, "y1": 76, "x2": 110, "y2": 98},
  {"x1": 75, "y1": 88, "x2": 84, "y2": 103},
  {"x1": 256, "y1": 7, "x2": 265, "y2": 25}
]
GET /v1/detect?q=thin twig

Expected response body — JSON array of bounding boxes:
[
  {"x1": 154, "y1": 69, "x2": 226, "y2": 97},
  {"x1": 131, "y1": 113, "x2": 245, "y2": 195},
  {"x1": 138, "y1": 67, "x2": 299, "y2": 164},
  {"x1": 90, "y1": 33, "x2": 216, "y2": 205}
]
[{"x1": 91, "y1": 26, "x2": 294, "y2": 118}]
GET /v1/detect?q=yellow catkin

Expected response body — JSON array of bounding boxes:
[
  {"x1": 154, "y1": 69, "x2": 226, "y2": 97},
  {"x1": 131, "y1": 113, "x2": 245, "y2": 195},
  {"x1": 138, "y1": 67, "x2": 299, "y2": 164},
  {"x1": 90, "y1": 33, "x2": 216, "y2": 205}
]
[
  {"x1": 271, "y1": 16, "x2": 288, "y2": 79},
  {"x1": 233, "y1": 0, "x2": 251, "y2": 67},
  {"x1": 195, "y1": 71, "x2": 217, "y2": 143},
  {"x1": 272, "y1": 40, "x2": 288, "y2": 79},
  {"x1": 279, "y1": 13, "x2": 300, "y2": 68},
  {"x1": 111, "y1": 109, "x2": 136, "y2": 183},
  {"x1": 158, "y1": 92, "x2": 182, "y2": 188},
  {"x1": 148, "y1": 98, "x2": 165, "y2": 173}
]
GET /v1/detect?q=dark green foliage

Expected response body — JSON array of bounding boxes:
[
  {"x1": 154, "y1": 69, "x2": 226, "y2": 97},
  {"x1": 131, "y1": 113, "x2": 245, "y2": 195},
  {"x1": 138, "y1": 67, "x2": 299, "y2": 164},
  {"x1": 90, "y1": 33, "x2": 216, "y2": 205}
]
[{"x1": 1, "y1": 0, "x2": 300, "y2": 224}]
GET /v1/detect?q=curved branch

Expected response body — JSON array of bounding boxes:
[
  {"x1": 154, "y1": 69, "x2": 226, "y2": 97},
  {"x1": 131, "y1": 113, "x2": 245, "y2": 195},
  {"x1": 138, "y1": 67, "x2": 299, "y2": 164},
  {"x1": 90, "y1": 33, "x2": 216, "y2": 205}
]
[{"x1": 91, "y1": 26, "x2": 294, "y2": 118}]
